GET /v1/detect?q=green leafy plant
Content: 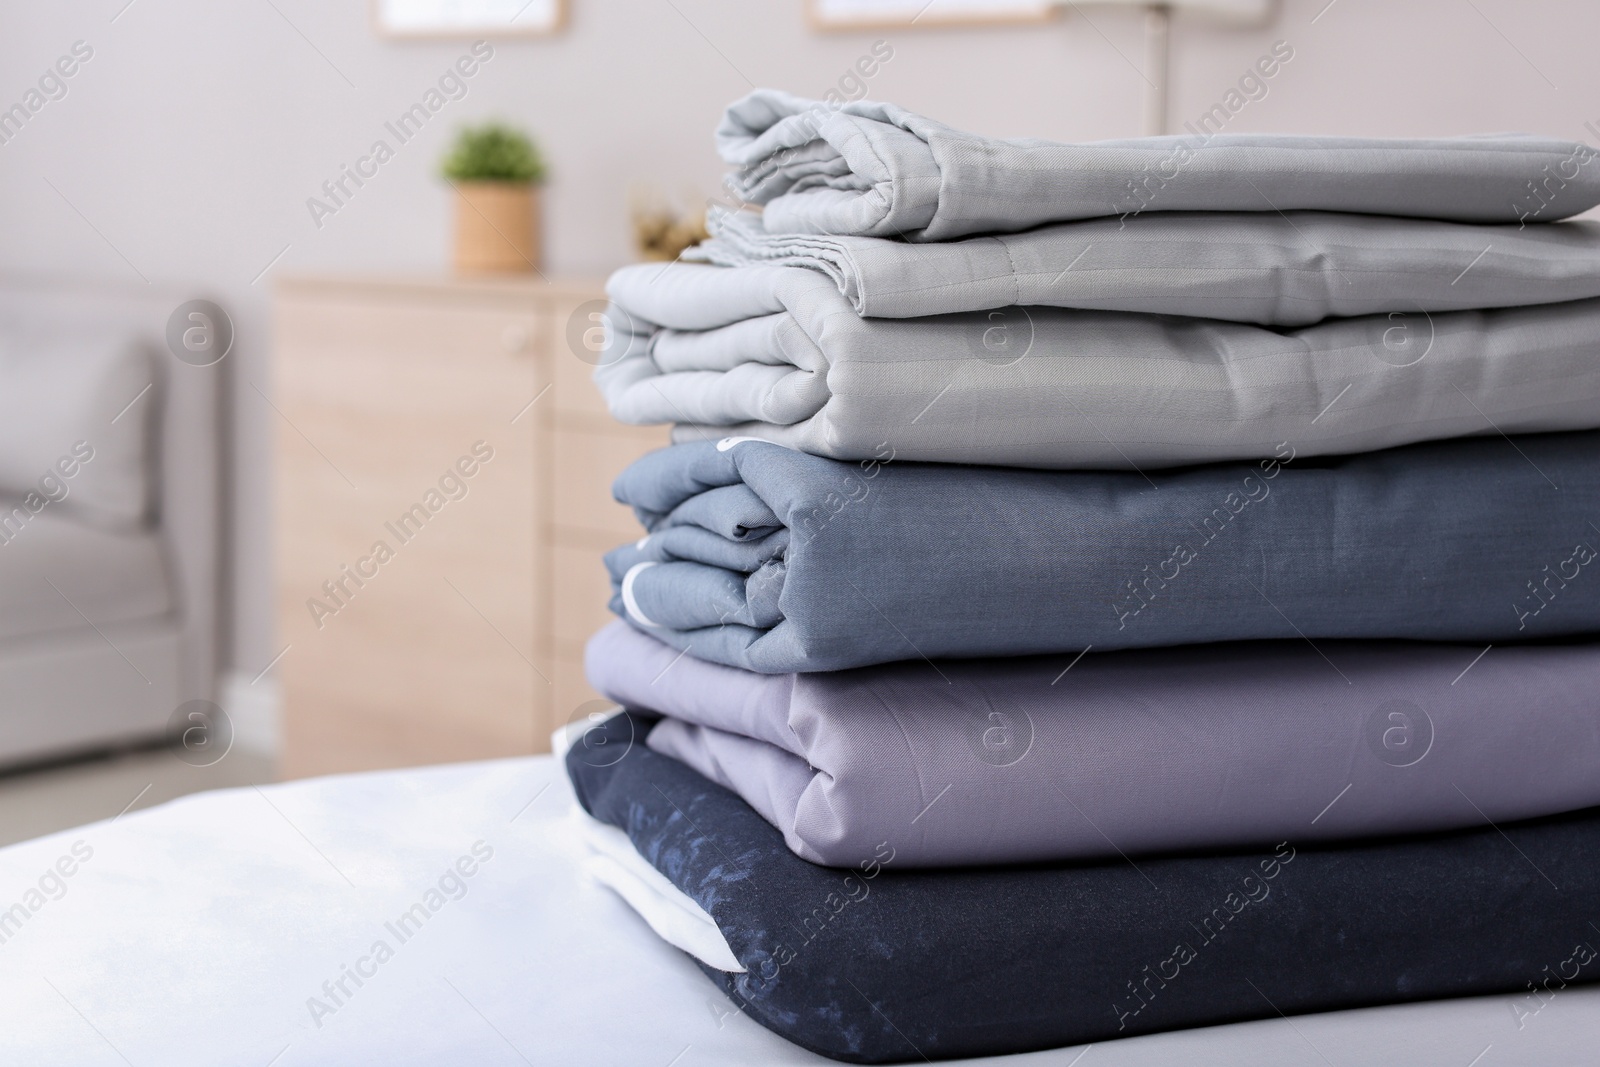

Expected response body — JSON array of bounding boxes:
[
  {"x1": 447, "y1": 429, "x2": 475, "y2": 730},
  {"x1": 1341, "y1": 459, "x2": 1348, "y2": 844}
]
[{"x1": 441, "y1": 122, "x2": 546, "y2": 184}]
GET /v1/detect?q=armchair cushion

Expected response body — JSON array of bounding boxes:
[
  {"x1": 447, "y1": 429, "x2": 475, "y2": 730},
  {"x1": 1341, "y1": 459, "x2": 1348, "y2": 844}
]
[{"x1": 0, "y1": 323, "x2": 154, "y2": 530}]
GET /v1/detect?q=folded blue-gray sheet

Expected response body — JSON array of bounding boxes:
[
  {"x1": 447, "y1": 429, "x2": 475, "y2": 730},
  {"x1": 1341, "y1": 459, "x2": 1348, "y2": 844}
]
[
  {"x1": 604, "y1": 432, "x2": 1600, "y2": 673},
  {"x1": 587, "y1": 621, "x2": 1600, "y2": 868}
]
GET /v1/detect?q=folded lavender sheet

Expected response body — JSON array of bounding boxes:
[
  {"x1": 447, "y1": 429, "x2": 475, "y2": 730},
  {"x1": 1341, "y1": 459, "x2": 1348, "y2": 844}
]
[{"x1": 587, "y1": 622, "x2": 1600, "y2": 867}]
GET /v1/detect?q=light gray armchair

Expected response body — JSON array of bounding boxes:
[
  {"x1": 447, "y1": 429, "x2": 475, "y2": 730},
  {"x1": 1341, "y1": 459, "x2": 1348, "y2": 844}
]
[{"x1": 0, "y1": 280, "x2": 221, "y2": 767}]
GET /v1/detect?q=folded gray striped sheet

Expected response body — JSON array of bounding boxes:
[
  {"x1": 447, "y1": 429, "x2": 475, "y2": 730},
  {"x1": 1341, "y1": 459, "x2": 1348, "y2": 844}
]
[
  {"x1": 596, "y1": 258, "x2": 1600, "y2": 469},
  {"x1": 690, "y1": 209, "x2": 1600, "y2": 324},
  {"x1": 718, "y1": 89, "x2": 1600, "y2": 239}
]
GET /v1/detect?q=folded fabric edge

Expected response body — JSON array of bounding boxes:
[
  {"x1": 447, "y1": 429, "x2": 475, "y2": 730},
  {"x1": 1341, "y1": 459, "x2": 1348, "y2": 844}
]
[
  {"x1": 559, "y1": 708, "x2": 746, "y2": 973},
  {"x1": 574, "y1": 808, "x2": 745, "y2": 974}
]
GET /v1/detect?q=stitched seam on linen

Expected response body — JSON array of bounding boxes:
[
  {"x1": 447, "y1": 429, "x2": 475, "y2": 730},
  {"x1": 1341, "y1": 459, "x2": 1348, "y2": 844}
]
[
  {"x1": 828, "y1": 383, "x2": 1598, "y2": 432},
  {"x1": 975, "y1": 141, "x2": 1585, "y2": 161},
  {"x1": 997, "y1": 236, "x2": 1024, "y2": 307},
  {"x1": 815, "y1": 356, "x2": 1600, "y2": 417},
  {"x1": 864, "y1": 265, "x2": 1027, "y2": 301},
  {"x1": 858, "y1": 263, "x2": 1581, "y2": 304},
  {"x1": 1007, "y1": 264, "x2": 1572, "y2": 283}
]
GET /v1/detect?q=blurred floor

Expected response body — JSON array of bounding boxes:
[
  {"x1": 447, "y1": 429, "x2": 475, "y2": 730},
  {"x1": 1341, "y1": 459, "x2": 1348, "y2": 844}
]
[{"x1": 0, "y1": 745, "x2": 276, "y2": 848}]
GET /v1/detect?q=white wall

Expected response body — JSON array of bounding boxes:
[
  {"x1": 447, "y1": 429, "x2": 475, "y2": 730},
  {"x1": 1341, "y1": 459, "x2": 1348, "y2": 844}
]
[{"x1": 0, "y1": 0, "x2": 1595, "y2": 679}]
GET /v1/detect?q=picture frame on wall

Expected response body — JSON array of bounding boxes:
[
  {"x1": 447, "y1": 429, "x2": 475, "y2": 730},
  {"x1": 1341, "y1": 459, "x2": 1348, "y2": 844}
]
[
  {"x1": 806, "y1": 0, "x2": 1274, "y2": 31},
  {"x1": 806, "y1": 0, "x2": 1058, "y2": 31},
  {"x1": 373, "y1": 0, "x2": 565, "y2": 38}
]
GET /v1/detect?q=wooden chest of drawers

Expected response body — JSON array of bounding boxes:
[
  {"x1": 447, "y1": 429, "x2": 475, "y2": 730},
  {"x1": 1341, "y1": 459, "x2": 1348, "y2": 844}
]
[{"x1": 273, "y1": 274, "x2": 666, "y2": 778}]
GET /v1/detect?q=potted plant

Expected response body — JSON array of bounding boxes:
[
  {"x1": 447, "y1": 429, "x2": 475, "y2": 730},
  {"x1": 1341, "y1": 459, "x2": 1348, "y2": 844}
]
[{"x1": 441, "y1": 122, "x2": 547, "y2": 274}]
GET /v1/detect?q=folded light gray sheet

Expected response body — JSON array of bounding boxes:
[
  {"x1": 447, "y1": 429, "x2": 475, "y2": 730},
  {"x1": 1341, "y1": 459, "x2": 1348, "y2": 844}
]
[
  {"x1": 597, "y1": 261, "x2": 1600, "y2": 469},
  {"x1": 589, "y1": 622, "x2": 1600, "y2": 867},
  {"x1": 719, "y1": 89, "x2": 1600, "y2": 239},
  {"x1": 691, "y1": 209, "x2": 1600, "y2": 324}
]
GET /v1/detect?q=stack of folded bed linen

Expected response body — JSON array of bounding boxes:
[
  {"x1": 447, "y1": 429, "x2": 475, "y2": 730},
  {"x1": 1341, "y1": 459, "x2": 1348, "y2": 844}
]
[{"x1": 569, "y1": 89, "x2": 1600, "y2": 1063}]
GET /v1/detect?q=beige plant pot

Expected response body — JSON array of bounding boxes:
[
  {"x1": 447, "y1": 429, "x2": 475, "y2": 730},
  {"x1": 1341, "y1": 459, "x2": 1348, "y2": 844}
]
[{"x1": 453, "y1": 181, "x2": 541, "y2": 274}]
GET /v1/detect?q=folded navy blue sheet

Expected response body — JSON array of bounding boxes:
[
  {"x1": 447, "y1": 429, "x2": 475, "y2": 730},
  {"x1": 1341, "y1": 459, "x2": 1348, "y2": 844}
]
[
  {"x1": 606, "y1": 433, "x2": 1600, "y2": 672},
  {"x1": 568, "y1": 712, "x2": 1600, "y2": 1064}
]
